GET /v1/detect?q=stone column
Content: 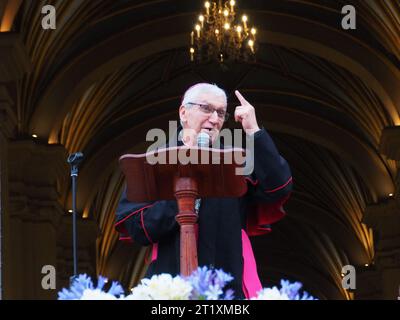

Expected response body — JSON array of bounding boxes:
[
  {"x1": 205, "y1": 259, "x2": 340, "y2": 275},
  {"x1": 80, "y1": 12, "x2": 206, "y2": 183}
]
[
  {"x1": 0, "y1": 32, "x2": 30, "y2": 299},
  {"x1": 7, "y1": 141, "x2": 68, "y2": 299},
  {"x1": 0, "y1": 86, "x2": 17, "y2": 300},
  {"x1": 357, "y1": 126, "x2": 400, "y2": 299},
  {"x1": 361, "y1": 200, "x2": 400, "y2": 299}
]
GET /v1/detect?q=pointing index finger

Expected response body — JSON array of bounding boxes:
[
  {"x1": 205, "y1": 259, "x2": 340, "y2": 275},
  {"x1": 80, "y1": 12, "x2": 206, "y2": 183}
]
[{"x1": 235, "y1": 90, "x2": 248, "y2": 105}]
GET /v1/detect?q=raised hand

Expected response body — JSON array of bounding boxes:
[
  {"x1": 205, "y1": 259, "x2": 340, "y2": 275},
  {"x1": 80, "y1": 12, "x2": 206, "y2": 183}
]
[{"x1": 234, "y1": 90, "x2": 260, "y2": 135}]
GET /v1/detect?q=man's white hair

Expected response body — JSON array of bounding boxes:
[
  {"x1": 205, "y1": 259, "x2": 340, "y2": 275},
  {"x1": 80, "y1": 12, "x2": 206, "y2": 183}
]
[{"x1": 181, "y1": 83, "x2": 227, "y2": 107}]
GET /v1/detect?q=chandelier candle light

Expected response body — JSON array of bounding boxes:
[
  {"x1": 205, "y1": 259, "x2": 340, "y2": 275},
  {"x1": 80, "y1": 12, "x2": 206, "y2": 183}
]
[{"x1": 190, "y1": 0, "x2": 257, "y2": 63}]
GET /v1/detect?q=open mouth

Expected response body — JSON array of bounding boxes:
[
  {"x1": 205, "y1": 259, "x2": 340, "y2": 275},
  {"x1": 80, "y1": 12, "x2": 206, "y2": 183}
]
[{"x1": 201, "y1": 127, "x2": 214, "y2": 133}]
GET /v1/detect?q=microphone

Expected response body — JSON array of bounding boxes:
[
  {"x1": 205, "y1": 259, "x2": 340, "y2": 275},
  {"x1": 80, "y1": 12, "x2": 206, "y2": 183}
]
[
  {"x1": 67, "y1": 152, "x2": 84, "y2": 166},
  {"x1": 195, "y1": 133, "x2": 209, "y2": 214},
  {"x1": 197, "y1": 132, "x2": 210, "y2": 147}
]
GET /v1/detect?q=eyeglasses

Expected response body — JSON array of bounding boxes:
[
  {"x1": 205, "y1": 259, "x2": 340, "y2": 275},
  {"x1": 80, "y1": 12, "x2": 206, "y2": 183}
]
[{"x1": 185, "y1": 102, "x2": 229, "y2": 122}]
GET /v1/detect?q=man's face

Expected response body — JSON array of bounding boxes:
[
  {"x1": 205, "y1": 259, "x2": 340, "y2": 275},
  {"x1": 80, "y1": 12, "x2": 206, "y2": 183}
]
[{"x1": 179, "y1": 91, "x2": 226, "y2": 144}]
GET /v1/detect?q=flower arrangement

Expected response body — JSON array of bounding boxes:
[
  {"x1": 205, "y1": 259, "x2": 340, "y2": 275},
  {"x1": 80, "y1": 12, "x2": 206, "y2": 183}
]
[{"x1": 58, "y1": 266, "x2": 317, "y2": 300}]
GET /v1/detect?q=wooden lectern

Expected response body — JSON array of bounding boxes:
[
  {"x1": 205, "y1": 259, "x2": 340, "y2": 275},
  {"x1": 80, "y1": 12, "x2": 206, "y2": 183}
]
[{"x1": 119, "y1": 146, "x2": 247, "y2": 276}]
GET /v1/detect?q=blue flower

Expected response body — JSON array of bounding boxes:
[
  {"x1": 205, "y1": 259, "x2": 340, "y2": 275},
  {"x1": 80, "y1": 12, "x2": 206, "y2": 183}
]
[
  {"x1": 279, "y1": 279, "x2": 317, "y2": 300},
  {"x1": 223, "y1": 289, "x2": 235, "y2": 300},
  {"x1": 205, "y1": 284, "x2": 223, "y2": 300},
  {"x1": 187, "y1": 266, "x2": 234, "y2": 300},
  {"x1": 58, "y1": 274, "x2": 124, "y2": 300}
]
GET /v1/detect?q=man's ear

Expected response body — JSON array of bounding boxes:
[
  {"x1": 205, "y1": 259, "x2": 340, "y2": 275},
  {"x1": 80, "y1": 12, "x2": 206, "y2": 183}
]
[{"x1": 179, "y1": 105, "x2": 187, "y2": 124}]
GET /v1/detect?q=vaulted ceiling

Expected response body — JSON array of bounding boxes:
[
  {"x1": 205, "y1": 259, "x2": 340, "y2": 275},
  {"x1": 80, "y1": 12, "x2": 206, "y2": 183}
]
[{"x1": 2, "y1": 0, "x2": 399, "y2": 299}]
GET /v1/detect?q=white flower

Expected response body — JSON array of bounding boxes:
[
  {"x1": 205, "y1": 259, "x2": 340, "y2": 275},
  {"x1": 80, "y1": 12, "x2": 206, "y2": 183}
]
[
  {"x1": 80, "y1": 289, "x2": 117, "y2": 300},
  {"x1": 125, "y1": 274, "x2": 193, "y2": 300},
  {"x1": 252, "y1": 287, "x2": 290, "y2": 300},
  {"x1": 124, "y1": 286, "x2": 151, "y2": 300}
]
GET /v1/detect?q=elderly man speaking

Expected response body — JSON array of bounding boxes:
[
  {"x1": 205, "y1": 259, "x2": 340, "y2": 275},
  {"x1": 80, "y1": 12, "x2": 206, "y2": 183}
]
[{"x1": 115, "y1": 83, "x2": 293, "y2": 299}]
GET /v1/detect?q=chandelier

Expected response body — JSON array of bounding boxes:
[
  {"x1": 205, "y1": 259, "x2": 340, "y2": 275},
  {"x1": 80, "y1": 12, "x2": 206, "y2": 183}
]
[{"x1": 190, "y1": 0, "x2": 257, "y2": 64}]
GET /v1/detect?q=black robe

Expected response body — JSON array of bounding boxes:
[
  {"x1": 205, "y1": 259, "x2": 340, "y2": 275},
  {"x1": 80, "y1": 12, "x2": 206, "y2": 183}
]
[{"x1": 115, "y1": 128, "x2": 293, "y2": 299}]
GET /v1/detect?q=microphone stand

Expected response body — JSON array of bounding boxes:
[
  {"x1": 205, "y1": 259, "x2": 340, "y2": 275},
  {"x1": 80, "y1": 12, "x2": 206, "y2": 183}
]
[
  {"x1": 67, "y1": 152, "x2": 83, "y2": 285},
  {"x1": 194, "y1": 132, "x2": 210, "y2": 216}
]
